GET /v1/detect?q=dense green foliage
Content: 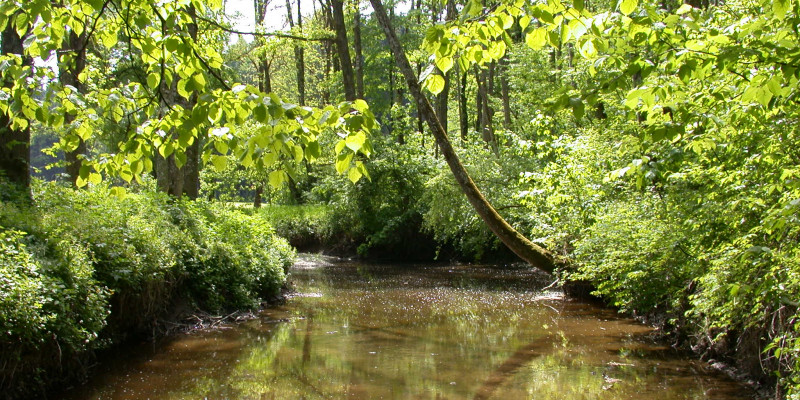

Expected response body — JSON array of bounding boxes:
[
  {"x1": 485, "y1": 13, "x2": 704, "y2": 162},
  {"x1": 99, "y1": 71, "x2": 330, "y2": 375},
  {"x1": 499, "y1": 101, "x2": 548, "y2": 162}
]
[
  {"x1": 0, "y1": 179, "x2": 293, "y2": 397},
  {"x1": 3, "y1": 0, "x2": 800, "y2": 397}
]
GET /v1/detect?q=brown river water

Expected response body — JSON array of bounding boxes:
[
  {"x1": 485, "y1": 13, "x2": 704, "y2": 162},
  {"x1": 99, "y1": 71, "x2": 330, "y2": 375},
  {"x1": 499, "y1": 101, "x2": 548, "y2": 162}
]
[{"x1": 61, "y1": 254, "x2": 752, "y2": 399}]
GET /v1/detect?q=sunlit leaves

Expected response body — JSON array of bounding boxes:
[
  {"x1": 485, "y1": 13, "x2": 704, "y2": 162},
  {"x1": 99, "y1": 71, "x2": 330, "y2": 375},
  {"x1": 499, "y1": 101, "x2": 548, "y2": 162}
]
[
  {"x1": 618, "y1": 0, "x2": 638, "y2": 16},
  {"x1": 423, "y1": 74, "x2": 446, "y2": 95},
  {"x1": 526, "y1": 28, "x2": 547, "y2": 50},
  {"x1": 773, "y1": 0, "x2": 791, "y2": 19}
]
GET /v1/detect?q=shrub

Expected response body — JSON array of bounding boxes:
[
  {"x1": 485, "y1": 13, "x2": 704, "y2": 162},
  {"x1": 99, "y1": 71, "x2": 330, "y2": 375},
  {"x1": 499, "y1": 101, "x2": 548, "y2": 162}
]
[{"x1": 0, "y1": 179, "x2": 293, "y2": 397}]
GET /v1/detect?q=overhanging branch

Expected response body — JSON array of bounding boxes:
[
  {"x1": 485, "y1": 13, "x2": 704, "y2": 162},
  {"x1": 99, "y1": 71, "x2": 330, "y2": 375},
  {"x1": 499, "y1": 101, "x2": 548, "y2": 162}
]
[{"x1": 197, "y1": 15, "x2": 334, "y2": 42}]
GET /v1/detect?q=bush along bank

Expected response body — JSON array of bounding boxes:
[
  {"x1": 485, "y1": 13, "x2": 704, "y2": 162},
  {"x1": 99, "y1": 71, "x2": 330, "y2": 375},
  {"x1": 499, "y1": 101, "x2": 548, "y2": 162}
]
[{"x1": 0, "y1": 180, "x2": 294, "y2": 399}]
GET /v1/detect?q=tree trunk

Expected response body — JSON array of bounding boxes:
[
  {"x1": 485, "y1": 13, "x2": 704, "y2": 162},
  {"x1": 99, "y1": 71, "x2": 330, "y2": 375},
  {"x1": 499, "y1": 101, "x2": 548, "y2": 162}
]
[
  {"x1": 331, "y1": 0, "x2": 356, "y2": 101},
  {"x1": 475, "y1": 67, "x2": 482, "y2": 133},
  {"x1": 181, "y1": 5, "x2": 200, "y2": 199},
  {"x1": 60, "y1": 30, "x2": 88, "y2": 188},
  {"x1": 318, "y1": 0, "x2": 334, "y2": 104},
  {"x1": 296, "y1": 0, "x2": 306, "y2": 105},
  {"x1": 369, "y1": 0, "x2": 561, "y2": 273},
  {"x1": 353, "y1": 9, "x2": 365, "y2": 99},
  {"x1": 286, "y1": 0, "x2": 307, "y2": 105},
  {"x1": 433, "y1": 0, "x2": 457, "y2": 135},
  {"x1": 254, "y1": 184, "x2": 263, "y2": 208},
  {"x1": 155, "y1": 5, "x2": 200, "y2": 199},
  {"x1": 476, "y1": 67, "x2": 496, "y2": 151},
  {"x1": 499, "y1": 55, "x2": 512, "y2": 130},
  {"x1": 458, "y1": 65, "x2": 468, "y2": 141},
  {"x1": 255, "y1": 0, "x2": 273, "y2": 93},
  {"x1": 262, "y1": 60, "x2": 273, "y2": 93},
  {"x1": 0, "y1": 19, "x2": 31, "y2": 191}
]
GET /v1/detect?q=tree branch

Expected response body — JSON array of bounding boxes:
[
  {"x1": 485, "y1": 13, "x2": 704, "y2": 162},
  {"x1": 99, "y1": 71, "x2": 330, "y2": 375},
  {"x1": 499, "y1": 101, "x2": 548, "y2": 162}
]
[{"x1": 196, "y1": 15, "x2": 334, "y2": 42}]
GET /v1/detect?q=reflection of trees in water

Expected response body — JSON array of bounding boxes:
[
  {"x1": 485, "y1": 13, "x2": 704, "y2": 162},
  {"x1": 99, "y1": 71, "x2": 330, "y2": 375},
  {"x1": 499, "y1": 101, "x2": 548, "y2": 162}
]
[{"x1": 122, "y1": 261, "x2": 743, "y2": 399}]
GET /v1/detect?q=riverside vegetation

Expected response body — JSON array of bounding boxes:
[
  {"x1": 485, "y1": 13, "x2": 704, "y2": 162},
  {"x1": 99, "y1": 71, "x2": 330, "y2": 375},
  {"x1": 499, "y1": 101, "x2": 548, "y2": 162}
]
[
  {"x1": 0, "y1": 179, "x2": 294, "y2": 398},
  {"x1": 2, "y1": 0, "x2": 800, "y2": 398}
]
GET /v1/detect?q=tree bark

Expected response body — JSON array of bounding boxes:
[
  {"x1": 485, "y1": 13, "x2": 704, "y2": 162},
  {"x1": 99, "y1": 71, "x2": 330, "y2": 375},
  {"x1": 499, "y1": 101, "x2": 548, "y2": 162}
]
[
  {"x1": 155, "y1": 5, "x2": 200, "y2": 199},
  {"x1": 181, "y1": 5, "x2": 200, "y2": 199},
  {"x1": 369, "y1": 0, "x2": 561, "y2": 273},
  {"x1": 499, "y1": 55, "x2": 512, "y2": 130},
  {"x1": 331, "y1": 0, "x2": 356, "y2": 101},
  {"x1": 0, "y1": 18, "x2": 31, "y2": 191},
  {"x1": 286, "y1": 0, "x2": 307, "y2": 105},
  {"x1": 353, "y1": 8, "x2": 365, "y2": 99},
  {"x1": 255, "y1": 0, "x2": 273, "y2": 93},
  {"x1": 476, "y1": 67, "x2": 497, "y2": 151},
  {"x1": 254, "y1": 184, "x2": 263, "y2": 208},
  {"x1": 433, "y1": 0, "x2": 458, "y2": 135},
  {"x1": 458, "y1": 64, "x2": 468, "y2": 140},
  {"x1": 60, "y1": 30, "x2": 88, "y2": 188}
]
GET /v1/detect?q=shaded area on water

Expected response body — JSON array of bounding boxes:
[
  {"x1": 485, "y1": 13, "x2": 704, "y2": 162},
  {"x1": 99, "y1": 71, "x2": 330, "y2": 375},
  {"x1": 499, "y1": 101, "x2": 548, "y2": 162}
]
[{"x1": 61, "y1": 254, "x2": 750, "y2": 399}]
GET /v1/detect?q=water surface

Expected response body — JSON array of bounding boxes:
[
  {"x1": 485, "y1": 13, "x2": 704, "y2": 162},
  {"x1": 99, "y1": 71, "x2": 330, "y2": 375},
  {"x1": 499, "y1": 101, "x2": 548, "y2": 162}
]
[{"x1": 63, "y1": 254, "x2": 750, "y2": 399}]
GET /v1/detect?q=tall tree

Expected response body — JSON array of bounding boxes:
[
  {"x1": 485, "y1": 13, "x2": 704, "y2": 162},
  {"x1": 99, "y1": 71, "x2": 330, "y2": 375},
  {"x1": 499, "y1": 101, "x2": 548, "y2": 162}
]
[
  {"x1": 331, "y1": 0, "x2": 356, "y2": 101},
  {"x1": 0, "y1": 16, "x2": 31, "y2": 191},
  {"x1": 457, "y1": 64, "x2": 469, "y2": 140},
  {"x1": 286, "y1": 0, "x2": 306, "y2": 105},
  {"x1": 369, "y1": 0, "x2": 560, "y2": 273},
  {"x1": 499, "y1": 55, "x2": 512, "y2": 130},
  {"x1": 352, "y1": 4, "x2": 365, "y2": 99},
  {"x1": 434, "y1": 0, "x2": 458, "y2": 134},
  {"x1": 60, "y1": 29, "x2": 88, "y2": 188},
  {"x1": 255, "y1": 0, "x2": 273, "y2": 93},
  {"x1": 155, "y1": 4, "x2": 200, "y2": 199}
]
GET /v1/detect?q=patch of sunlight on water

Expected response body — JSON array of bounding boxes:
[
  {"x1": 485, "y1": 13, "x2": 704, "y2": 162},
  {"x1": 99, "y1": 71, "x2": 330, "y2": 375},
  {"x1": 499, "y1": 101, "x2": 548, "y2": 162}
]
[{"x1": 60, "y1": 255, "x2": 752, "y2": 399}]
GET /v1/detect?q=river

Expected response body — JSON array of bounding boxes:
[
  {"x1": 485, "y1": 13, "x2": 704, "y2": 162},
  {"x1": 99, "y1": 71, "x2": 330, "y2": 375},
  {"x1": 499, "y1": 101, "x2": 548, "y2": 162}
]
[{"x1": 61, "y1": 254, "x2": 750, "y2": 399}]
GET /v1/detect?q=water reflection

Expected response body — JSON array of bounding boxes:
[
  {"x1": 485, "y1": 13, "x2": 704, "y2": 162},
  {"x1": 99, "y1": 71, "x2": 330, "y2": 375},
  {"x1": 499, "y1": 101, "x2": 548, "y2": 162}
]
[{"x1": 63, "y1": 254, "x2": 749, "y2": 399}]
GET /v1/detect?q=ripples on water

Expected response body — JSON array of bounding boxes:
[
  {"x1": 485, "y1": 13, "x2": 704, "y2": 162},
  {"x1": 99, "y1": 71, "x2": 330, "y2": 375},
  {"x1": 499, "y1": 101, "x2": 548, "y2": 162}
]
[{"x1": 61, "y1": 254, "x2": 750, "y2": 399}]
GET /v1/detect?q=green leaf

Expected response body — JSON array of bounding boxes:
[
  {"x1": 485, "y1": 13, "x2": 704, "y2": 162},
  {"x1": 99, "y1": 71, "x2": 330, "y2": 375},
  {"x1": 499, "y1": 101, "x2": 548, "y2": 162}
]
[
  {"x1": 619, "y1": 0, "x2": 638, "y2": 15},
  {"x1": 146, "y1": 73, "x2": 159, "y2": 89},
  {"x1": 88, "y1": 173, "x2": 102, "y2": 185},
  {"x1": 675, "y1": 4, "x2": 693, "y2": 14},
  {"x1": 424, "y1": 74, "x2": 446, "y2": 95},
  {"x1": 214, "y1": 140, "x2": 229, "y2": 154},
  {"x1": 488, "y1": 41, "x2": 507, "y2": 60},
  {"x1": 211, "y1": 154, "x2": 227, "y2": 171},
  {"x1": 305, "y1": 141, "x2": 321, "y2": 159},
  {"x1": 347, "y1": 167, "x2": 362, "y2": 183},
  {"x1": 773, "y1": 0, "x2": 790, "y2": 18},
  {"x1": 79, "y1": 164, "x2": 91, "y2": 180},
  {"x1": 110, "y1": 187, "x2": 127, "y2": 199},
  {"x1": 519, "y1": 15, "x2": 531, "y2": 31},
  {"x1": 435, "y1": 56, "x2": 454, "y2": 74},
  {"x1": 165, "y1": 37, "x2": 180, "y2": 53},
  {"x1": 253, "y1": 104, "x2": 268, "y2": 122},
  {"x1": 345, "y1": 132, "x2": 366, "y2": 152},
  {"x1": 569, "y1": 97, "x2": 585, "y2": 120},
  {"x1": 268, "y1": 170, "x2": 285, "y2": 188},
  {"x1": 335, "y1": 153, "x2": 353, "y2": 174},
  {"x1": 175, "y1": 152, "x2": 187, "y2": 168},
  {"x1": 526, "y1": 28, "x2": 547, "y2": 50}
]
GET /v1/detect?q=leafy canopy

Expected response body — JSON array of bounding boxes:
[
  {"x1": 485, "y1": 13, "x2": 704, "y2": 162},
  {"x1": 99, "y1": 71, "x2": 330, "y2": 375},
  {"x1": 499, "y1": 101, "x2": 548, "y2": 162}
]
[{"x1": 0, "y1": 0, "x2": 374, "y2": 190}]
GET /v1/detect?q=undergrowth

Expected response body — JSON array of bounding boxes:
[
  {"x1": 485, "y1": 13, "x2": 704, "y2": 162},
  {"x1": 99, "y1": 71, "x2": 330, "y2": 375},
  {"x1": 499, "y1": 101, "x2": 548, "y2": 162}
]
[{"x1": 0, "y1": 179, "x2": 294, "y2": 399}]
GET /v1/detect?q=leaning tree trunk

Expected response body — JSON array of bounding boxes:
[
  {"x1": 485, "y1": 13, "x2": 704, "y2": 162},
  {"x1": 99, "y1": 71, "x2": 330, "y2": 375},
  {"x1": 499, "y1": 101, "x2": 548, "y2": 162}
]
[{"x1": 369, "y1": 0, "x2": 561, "y2": 273}]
